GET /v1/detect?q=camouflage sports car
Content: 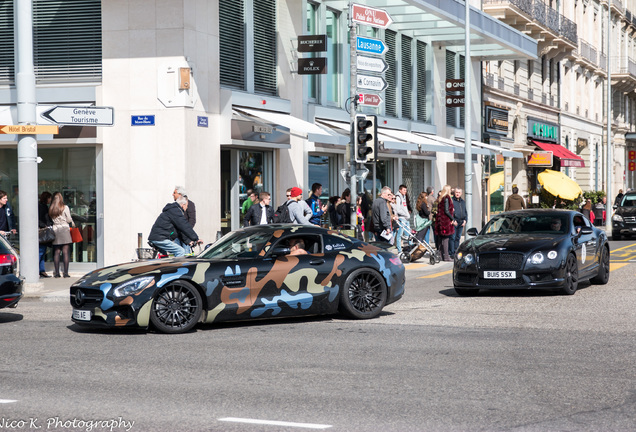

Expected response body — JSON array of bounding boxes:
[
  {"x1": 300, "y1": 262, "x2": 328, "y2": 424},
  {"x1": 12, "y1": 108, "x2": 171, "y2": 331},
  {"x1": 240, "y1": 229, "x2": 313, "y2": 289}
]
[{"x1": 70, "y1": 224, "x2": 405, "y2": 333}]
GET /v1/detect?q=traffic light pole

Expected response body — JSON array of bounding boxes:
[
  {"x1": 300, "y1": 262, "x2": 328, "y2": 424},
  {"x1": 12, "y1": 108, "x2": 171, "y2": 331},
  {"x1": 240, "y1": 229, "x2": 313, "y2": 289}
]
[{"x1": 349, "y1": 2, "x2": 358, "y2": 230}]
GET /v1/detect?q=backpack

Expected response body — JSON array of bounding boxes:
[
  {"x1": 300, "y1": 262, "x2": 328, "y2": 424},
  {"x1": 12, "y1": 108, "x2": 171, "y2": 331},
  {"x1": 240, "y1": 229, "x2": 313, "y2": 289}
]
[{"x1": 272, "y1": 201, "x2": 292, "y2": 223}]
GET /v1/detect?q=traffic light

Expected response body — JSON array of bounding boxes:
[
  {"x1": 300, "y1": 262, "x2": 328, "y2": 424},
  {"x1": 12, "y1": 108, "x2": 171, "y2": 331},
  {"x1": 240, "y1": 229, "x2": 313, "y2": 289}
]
[{"x1": 353, "y1": 114, "x2": 377, "y2": 163}]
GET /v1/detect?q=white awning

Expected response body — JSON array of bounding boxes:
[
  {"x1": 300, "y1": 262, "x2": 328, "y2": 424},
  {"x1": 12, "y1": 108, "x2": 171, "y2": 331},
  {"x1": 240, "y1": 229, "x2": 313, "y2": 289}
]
[
  {"x1": 233, "y1": 107, "x2": 347, "y2": 145},
  {"x1": 415, "y1": 133, "x2": 492, "y2": 156},
  {"x1": 455, "y1": 137, "x2": 524, "y2": 158}
]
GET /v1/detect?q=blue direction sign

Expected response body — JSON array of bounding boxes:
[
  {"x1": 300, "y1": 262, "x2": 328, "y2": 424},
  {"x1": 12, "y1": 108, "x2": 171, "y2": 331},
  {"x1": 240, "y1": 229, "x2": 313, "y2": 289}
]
[{"x1": 356, "y1": 36, "x2": 388, "y2": 56}]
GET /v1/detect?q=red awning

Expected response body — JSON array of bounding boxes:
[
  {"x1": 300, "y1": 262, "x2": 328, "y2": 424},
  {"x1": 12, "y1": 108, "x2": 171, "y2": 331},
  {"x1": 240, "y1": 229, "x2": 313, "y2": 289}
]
[{"x1": 532, "y1": 140, "x2": 585, "y2": 167}]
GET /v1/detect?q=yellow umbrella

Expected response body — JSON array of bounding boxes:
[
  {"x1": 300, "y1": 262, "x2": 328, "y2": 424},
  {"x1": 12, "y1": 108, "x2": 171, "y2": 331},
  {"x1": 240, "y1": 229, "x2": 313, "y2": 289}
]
[
  {"x1": 488, "y1": 171, "x2": 504, "y2": 195},
  {"x1": 537, "y1": 169, "x2": 583, "y2": 201}
]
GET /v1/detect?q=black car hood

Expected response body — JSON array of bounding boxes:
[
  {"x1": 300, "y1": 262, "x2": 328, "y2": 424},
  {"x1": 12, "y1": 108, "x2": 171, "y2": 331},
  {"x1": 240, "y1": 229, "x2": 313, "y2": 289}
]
[
  {"x1": 464, "y1": 234, "x2": 564, "y2": 254},
  {"x1": 615, "y1": 206, "x2": 636, "y2": 217}
]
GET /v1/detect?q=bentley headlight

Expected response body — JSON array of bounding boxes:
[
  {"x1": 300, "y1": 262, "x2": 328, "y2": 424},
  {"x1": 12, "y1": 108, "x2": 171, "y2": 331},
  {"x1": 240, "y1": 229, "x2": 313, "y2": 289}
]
[
  {"x1": 113, "y1": 276, "x2": 155, "y2": 297},
  {"x1": 456, "y1": 252, "x2": 474, "y2": 264},
  {"x1": 530, "y1": 252, "x2": 544, "y2": 265},
  {"x1": 547, "y1": 251, "x2": 558, "y2": 260},
  {"x1": 612, "y1": 214, "x2": 624, "y2": 222}
]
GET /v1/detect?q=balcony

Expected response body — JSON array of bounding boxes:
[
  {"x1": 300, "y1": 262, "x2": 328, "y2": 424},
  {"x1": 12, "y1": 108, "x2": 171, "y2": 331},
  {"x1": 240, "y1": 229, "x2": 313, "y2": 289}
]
[
  {"x1": 611, "y1": 56, "x2": 636, "y2": 92},
  {"x1": 483, "y1": 0, "x2": 577, "y2": 59}
]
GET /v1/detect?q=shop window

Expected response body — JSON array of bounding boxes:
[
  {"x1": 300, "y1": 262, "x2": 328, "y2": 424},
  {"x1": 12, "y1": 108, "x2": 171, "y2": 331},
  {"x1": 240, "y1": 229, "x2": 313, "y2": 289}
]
[
  {"x1": 0, "y1": 147, "x2": 97, "y2": 263},
  {"x1": 308, "y1": 155, "x2": 333, "y2": 201},
  {"x1": 402, "y1": 160, "x2": 428, "y2": 199},
  {"x1": 326, "y1": 9, "x2": 340, "y2": 105},
  {"x1": 363, "y1": 159, "x2": 394, "y2": 198}
]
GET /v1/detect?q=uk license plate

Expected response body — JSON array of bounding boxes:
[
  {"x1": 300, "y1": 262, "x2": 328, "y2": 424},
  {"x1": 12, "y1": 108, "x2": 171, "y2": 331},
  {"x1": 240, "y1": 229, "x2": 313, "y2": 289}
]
[
  {"x1": 483, "y1": 270, "x2": 516, "y2": 279},
  {"x1": 72, "y1": 309, "x2": 91, "y2": 321}
]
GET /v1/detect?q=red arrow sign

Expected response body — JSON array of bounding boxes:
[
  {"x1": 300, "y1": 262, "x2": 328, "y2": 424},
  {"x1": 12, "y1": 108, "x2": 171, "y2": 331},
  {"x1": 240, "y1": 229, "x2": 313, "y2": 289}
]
[
  {"x1": 351, "y1": 4, "x2": 393, "y2": 29},
  {"x1": 358, "y1": 93, "x2": 383, "y2": 107}
]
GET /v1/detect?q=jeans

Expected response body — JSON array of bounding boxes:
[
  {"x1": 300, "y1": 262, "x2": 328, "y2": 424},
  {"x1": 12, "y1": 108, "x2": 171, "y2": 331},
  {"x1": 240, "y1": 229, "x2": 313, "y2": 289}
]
[
  {"x1": 450, "y1": 223, "x2": 465, "y2": 256},
  {"x1": 175, "y1": 238, "x2": 192, "y2": 254},
  {"x1": 38, "y1": 244, "x2": 48, "y2": 273},
  {"x1": 396, "y1": 217, "x2": 411, "y2": 253},
  {"x1": 150, "y1": 239, "x2": 186, "y2": 257}
]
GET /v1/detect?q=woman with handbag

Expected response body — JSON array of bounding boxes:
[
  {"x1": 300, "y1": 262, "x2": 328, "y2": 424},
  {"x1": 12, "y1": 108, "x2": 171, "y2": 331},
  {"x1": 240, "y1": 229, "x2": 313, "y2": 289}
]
[
  {"x1": 49, "y1": 192, "x2": 74, "y2": 278},
  {"x1": 38, "y1": 191, "x2": 53, "y2": 278},
  {"x1": 434, "y1": 185, "x2": 455, "y2": 262},
  {"x1": 414, "y1": 191, "x2": 432, "y2": 244}
]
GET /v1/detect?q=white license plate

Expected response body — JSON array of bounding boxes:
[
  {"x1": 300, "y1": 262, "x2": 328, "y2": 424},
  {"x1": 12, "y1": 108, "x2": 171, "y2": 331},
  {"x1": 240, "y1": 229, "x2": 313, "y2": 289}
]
[
  {"x1": 72, "y1": 309, "x2": 91, "y2": 321},
  {"x1": 483, "y1": 270, "x2": 516, "y2": 279},
  {"x1": 632, "y1": 228, "x2": 636, "y2": 231}
]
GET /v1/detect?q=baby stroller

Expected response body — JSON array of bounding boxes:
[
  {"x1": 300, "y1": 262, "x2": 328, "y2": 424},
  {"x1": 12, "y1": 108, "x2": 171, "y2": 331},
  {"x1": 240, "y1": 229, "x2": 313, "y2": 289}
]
[{"x1": 394, "y1": 218, "x2": 441, "y2": 265}]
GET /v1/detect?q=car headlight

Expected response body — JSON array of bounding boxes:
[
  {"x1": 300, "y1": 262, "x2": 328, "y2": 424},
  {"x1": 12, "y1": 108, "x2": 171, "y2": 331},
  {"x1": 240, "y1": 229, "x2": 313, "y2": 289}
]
[
  {"x1": 457, "y1": 252, "x2": 474, "y2": 264},
  {"x1": 113, "y1": 276, "x2": 155, "y2": 297},
  {"x1": 530, "y1": 252, "x2": 544, "y2": 265},
  {"x1": 612, "y1": 214, "x2": 624, "y2": 222},
  {"x1": 547, "y1": 251, "x2": 558, "y2": 260}
]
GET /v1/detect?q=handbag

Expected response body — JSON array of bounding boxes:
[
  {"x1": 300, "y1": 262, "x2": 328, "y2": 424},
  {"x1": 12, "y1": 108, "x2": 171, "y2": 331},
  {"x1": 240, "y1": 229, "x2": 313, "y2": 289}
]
[
  {"x1": 70, "y1": 226, "x2": 83, "y2": 243},
  {"x1": 38, "y1": 226, "x2": 55, "y2": 244},
  {"x1": 415, "y1": 213, "x2": 433, "y2": 231}
]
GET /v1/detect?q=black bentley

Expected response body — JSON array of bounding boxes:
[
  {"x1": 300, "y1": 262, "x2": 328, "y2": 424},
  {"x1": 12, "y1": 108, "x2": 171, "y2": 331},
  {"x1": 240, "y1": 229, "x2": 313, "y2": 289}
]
[
  {"x1": 453, "y1": 209, "x2": 610, "y2": 296},
  {"x1": 0, "y1": 234, "x2": 22, "y2": 310},
  {"x1": 70, "y1": 224, "x2": 405, "y2": 334}
]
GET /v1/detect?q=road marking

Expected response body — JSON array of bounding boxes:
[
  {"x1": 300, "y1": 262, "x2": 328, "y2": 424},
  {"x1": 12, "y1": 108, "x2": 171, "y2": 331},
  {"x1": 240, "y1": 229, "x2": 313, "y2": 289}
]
[
  {"x1": 0, "y1": 399, "x2": 17, "y2": 404},
  {"x1": 218, "y1": 418, "x2": 332, "y2": 429},
  {"x1": 404, "y1": 263, "x2": 427, "y2": 270},
  {"x1": 609, "y1": 262, "x2": 628, "y2": 271},
  {"x1": 418, "y1": 269, "x2": 453, "y2": 279}
]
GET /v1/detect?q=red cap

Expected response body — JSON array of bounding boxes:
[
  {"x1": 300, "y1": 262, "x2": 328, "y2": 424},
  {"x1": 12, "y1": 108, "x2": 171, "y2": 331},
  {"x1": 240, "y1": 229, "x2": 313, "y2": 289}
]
[{"x1": 290, "y1": 187, "x2": 303, "y2": 198}]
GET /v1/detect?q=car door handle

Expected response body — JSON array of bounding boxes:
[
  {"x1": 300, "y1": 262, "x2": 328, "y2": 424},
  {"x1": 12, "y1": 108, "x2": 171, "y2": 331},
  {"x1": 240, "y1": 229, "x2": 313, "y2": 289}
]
[{"x1": 309, "y1": 259, "x2": 325, "y2": 265}]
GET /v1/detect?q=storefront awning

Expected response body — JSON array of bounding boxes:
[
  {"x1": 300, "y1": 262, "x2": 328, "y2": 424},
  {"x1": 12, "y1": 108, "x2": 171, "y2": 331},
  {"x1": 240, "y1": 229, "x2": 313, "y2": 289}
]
[
  {"x1": 532, "y1": 140, "x2": 585, "y2": 168},
  {"x1": 322, "y1": 0, "x2": 537, "y2": 61},
  {"x1": 233, "y1": 107, "x2": 347, "y2": 145},
  {"x1": 456, "y1": 138, "x2": 523, "y2": 158},
  {"x1": 417, "y1": 133, "x2": 492, "y2": 156}
]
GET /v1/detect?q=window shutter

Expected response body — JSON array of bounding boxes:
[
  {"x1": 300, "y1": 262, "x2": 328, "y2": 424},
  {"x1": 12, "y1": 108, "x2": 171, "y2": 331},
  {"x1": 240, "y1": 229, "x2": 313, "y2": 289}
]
[
  {"x1": 446, "y1": 50, "x2": 456, "y2": 127},
  {"x1": 0, "y1": 2, "x2": 14, "y2": 84},
  {"x1": 219, "y1": 0, "x2": 245, "y2": 90},
  {"x1": 385, "y1": 29, "x2": 397, "y2": 117},
  {"x1": 401, "y1": 35, "x2": 412, "y2": 120},
  {"x1": 416, "y1": 40, "x2": 427, "y2": 122},
  {"x1": 32, "y1": 0, "x2": 102, "y2": 83},
  {"x1": 459, "y1": 54, "x2": 465, "y2": 127},
  {"x1": 253, "y1": 0, "x2": 277, "y2": 96}
]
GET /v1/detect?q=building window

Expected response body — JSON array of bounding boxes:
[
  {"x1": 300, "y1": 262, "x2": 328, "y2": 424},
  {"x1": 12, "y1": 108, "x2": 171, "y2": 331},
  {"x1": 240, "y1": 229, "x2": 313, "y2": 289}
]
[
  {"x1": 416, "y1": 40, "x2": 428, "y2": 122},
  {"x1": 401, "y1": 35, "x2": 412, "y2": 120},
  {"x1": 308, "y1": 155, "x2": 334, "y2": 200},
  {"x1": 0, "y1": 0, "x2": 102, "y2": 85},
  {"x1": 446, "y1": 50, "x2": 464, "y2": 128},
  {"x1": 363, "y1": 159, "x2": 394, "y2": 198},
  {"x1": 219, "y1": 0, "x2": 277, "y2": 95},
  {"x1": 385, "y1": 29, "x2": 397, "y2": 117},
  {"x1": 326, "y1": 9, "x2": 340, "y2": 105}
]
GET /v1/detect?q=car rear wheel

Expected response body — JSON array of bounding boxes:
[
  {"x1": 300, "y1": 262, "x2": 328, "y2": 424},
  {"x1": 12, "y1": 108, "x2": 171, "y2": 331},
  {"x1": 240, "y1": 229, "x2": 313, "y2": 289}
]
[
  {"x1": 562, "y1": 254, "x2": 579, "y2": 295},
  {"x1": 339, "y1": 268, "x2": 387, "y2": 319},
  {"x1": 454, "y1": 286, "x2": 479, "y2": 296},
  {"x1": 591, "y1": 246, "x2": 610, "y2": 285},
  {"x1": 150, "y1": 280, "x2": 203, "y2": 334}
]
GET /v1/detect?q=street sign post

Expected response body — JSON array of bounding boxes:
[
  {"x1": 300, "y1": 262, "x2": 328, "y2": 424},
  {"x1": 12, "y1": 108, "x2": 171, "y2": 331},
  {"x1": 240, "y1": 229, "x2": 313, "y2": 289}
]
[
  {"x1": 356, "y1": 55, "x2": 388, "y2": 73},
  {"x1": 358, "y1": 93, "x2": 383, "y2": 107},
  {"x1": 356, "y1": 74, "x2": 387, "y2": 92},
  {"x1": 0, "y1": 125, "x2": 58, "y2": 134},
  {"x1": 41, "y1": 106, "x2": 114, "y2": 126},
  {"x1": 356, "y1": 36, "x2": 388, "y2": 55},
  {"x1": 351, "y1": 3, "x2": 393, "y2": 29}
]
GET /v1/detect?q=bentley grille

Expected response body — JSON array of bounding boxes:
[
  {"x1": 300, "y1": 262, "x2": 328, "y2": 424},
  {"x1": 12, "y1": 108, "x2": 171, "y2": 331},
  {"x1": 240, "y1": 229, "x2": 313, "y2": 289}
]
[{"x1": 478, "y1": 253, "x2": 525, "y2": 270}]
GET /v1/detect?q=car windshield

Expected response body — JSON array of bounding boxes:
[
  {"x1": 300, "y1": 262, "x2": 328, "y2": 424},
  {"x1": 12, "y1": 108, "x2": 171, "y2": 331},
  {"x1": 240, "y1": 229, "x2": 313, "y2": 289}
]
[
  {"x1": 198, "y1": 230, "x2": 272, "y2": 259},
  {"x1": 482, "y1": 214, "x2": 569, "y2": 235},
  {"x1": 620, "y1": 195, "x2": 636, "y2": 207}
]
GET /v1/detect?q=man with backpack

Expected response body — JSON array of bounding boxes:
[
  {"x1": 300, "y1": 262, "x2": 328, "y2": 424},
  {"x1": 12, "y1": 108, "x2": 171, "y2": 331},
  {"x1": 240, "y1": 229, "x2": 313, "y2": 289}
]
[{"x1": 278, "y1": 187, "x2": 311, "y2": 225}]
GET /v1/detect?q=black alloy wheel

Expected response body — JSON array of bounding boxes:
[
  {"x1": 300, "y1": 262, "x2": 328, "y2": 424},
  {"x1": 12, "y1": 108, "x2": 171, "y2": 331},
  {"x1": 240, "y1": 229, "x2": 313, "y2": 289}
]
[
  {"x1": 591, "y1": 246, "x2": 610, "y2": 285},
  {"x1": 562, "y1": 254, "x2": 579, "y2": 295},
  {"x1": 339, "y1": 268, "x2": 387, "y2": 319},
  {"x1": 150, "y1": 280, "x2": 203, "y2": 334}
]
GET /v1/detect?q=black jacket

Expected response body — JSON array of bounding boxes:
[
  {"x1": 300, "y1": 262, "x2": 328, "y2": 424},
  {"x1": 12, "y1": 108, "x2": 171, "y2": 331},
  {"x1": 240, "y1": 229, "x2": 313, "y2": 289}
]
[
  {"x1": 185, "y1": 199, "x2": 196, "y2": 227},
  {"x1": 148, "y1": 202, "x2": 198, "y2": 243},
  {"x1": 243, "y1": 203, "x2": 273, "y2": 226},
  {"x1": 452, "y1": 196, "x2": 467, "y2": 222}
]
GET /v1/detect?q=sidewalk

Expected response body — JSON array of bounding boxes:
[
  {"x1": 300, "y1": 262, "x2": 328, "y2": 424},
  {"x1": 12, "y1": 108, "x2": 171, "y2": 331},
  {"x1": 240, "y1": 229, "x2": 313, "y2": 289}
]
[{"x1": 21, "y1": 256, "x2": 452, "y2": 302}]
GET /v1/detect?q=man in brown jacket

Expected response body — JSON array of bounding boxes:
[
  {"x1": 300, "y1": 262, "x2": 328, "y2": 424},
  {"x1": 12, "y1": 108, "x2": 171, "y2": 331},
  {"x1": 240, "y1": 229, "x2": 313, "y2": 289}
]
[{"x1": 505, "y1": 187, "x2": 526, "y2": 211}]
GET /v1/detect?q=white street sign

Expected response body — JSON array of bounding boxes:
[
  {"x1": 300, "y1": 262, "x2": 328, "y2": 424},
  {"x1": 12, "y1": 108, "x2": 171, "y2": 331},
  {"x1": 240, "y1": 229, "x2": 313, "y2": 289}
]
[
  {"x1": 356, "y1": 74, "x2": 388, "y2": 92},
  {"x1": 357, "y1": 55, "x2": 388, "y2": 73},
  {"x1": 41, "y1": 106, "x2": 114, "y2": 126}
]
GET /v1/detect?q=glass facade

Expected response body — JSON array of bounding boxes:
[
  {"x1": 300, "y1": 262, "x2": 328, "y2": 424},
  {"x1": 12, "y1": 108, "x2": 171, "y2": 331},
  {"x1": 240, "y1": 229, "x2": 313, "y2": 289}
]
[
  {"x1": 308, "y1": 154, "x2": 332, "y2": 201},
  {"x1": 0, "y1": 147, "x2": 97, "y2": 263},
  {"x1": 326, "y1": 9, "x2": 340, "y2": 105}
]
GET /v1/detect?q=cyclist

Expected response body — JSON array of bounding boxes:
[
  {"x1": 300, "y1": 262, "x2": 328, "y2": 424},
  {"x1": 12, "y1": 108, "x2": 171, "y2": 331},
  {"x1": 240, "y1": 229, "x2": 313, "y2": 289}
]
[{"x1": 148, "y1": 196, "x2": 202, "y2": 257}]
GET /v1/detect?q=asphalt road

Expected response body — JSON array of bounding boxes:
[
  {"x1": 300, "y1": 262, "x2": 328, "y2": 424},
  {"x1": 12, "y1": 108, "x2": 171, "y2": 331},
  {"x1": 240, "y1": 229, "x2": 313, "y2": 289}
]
[{"x1": 2, "y1": 240, "x2": 636, "y2": 431}]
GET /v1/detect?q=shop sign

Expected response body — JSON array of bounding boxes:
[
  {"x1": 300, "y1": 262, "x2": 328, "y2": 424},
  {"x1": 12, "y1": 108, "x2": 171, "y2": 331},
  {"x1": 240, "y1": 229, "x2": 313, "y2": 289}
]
[
  {"x1": 528, "y1": 118, "x2": 559, "y2": 142},
  {"x1": 297, "y1": 35, "x2": 327, "y2": 52},
  {"x1": 576, "y1": 138, "x2": 588, "y2": 155},
  {"x1": 131, "y1": 115, "x2": 155, "y2": 126},
  {"x1": 446, "y1": 96, "x2": 464, "y2": 108},
  {"x1": 527, "y1": 151, "x2": 553, "y2": 167},
  {"x1": 297, "y1": 57, "x2": 327, "y2": 75},
  {"x1": 495, "y1": 154, "x2": 504, "y2": 168},
  {"x1": 485, "y1": 106, "x2": 509, "y2": 135}
]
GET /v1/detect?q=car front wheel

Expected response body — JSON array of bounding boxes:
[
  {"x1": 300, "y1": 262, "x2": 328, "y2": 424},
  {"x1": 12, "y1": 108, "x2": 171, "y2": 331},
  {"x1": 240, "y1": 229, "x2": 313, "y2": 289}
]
[
  {"x1": 562, "y1": 254, "x2": 579, "y2": 295},
  {"x1": 339, "y1": 268, "x2": 387, "y2": 319},
  {"x1": 150, "y1": 280, "x2": 203, "y2": 334}
]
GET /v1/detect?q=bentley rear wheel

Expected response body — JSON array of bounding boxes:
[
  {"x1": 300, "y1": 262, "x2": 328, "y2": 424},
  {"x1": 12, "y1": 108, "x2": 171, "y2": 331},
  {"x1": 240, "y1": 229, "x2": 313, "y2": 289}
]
[
  {"x1": 150, "y1": 280, "x2": 203, "y2": 334},
  {"x1": 562, "y1": 254, "x2": 579, "y2": 295}
]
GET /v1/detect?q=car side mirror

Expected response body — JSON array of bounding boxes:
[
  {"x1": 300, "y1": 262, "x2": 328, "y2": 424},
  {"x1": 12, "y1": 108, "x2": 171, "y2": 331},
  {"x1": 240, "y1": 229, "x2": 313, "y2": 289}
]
[
  {"x1": 613, "y1": 204, "x2": 618, "y2": 210},
  {"x1": 270, "y1": 246, "x2": 290, "y2": 257},
  {"x1": 580, "y1": 226, "x2": 593, "y2": 235},
  {"x1": 467, "y1": 228, "x2": 478, "y2": 236}
]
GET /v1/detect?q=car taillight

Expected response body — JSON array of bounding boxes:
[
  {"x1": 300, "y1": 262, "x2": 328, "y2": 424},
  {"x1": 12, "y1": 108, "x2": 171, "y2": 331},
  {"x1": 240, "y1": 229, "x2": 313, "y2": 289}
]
[{"x1": 0, "y1": 253, "x2": 17, "y2": 266}]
